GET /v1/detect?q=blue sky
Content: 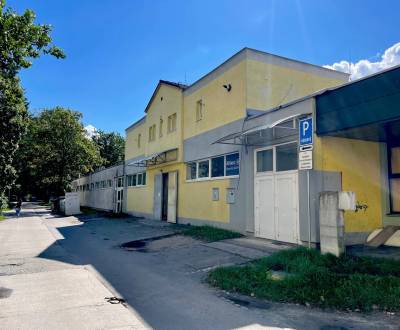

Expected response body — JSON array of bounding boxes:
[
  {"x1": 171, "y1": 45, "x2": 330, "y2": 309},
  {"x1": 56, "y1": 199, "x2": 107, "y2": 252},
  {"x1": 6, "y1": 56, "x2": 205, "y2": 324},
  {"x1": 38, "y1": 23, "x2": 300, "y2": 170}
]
[{"x1": 7, "y1": 0, "x2": 400, "y2": 134}]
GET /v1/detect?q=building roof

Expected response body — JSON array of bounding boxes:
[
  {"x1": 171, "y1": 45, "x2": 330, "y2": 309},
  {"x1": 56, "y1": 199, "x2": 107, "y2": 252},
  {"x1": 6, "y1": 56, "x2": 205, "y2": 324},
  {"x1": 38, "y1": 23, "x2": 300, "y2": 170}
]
[
  {"x1": 144, "y1": 80, "x2": 187, "y2": 113},
  {"x1": 125, "y1": 47, "x2": 350, "y2": 130}
]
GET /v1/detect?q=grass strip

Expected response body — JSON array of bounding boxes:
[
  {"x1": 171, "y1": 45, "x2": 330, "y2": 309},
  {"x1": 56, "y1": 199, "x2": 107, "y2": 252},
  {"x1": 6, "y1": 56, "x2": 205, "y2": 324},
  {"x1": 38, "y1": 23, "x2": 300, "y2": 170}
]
[
  {"x1": 208, "y1": 247, "x2": 400, "y2": 312},
  {"x1": 182, "y1": 225, "x2": 243, "y2": 242}
]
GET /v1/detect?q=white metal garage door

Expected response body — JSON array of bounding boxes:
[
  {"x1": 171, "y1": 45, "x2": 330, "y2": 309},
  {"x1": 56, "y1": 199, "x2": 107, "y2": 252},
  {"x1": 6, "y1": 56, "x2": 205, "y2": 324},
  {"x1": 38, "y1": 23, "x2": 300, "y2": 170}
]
[{"x1": 254, "y1": 142, "x2": 299, "y2": 244}]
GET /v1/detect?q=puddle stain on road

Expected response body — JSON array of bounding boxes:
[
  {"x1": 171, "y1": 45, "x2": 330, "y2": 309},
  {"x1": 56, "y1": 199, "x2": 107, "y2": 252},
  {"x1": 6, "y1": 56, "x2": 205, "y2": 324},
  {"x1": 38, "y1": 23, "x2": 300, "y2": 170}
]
[{"x1": 0, "y1": 287, "x2": 12, "y2": 299}]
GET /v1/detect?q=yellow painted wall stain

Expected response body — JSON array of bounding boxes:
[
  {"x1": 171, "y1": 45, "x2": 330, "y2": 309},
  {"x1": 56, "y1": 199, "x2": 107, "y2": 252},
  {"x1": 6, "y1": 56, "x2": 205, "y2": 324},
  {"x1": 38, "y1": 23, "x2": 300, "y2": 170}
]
[{"x1": 314, "y1": 136, "x2": 383, "y2": 232}]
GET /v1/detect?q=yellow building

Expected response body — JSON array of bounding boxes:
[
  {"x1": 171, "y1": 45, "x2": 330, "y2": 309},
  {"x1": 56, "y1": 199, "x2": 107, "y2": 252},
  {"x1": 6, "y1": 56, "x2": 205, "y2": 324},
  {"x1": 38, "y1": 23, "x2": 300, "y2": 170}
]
[{"x1": 123, "y1": 47, "x2": 349, "y2": 238}]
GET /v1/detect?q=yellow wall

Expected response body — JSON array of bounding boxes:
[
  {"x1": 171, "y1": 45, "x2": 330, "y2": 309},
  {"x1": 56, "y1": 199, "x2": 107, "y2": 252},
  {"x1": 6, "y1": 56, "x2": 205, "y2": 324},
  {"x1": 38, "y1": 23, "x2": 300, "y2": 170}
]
[
  {"x1": 314, "y1": 136, "x2": 383, "y2": 232},
  {"x1": 183, "y1": 61, "x2": 247, "y2": 139},
  {"x1": 246, "y1": 60, "x2": 347, "y2": 110},
  {"x1": 126, "y1": 161, "x2": 230, "y2": 223},
  {"x1": 180, "y1": 177, "x2": 231, "y2": 223},
  {"x1": 125, "y1": 120, "x2": 146, "y2": 160},
  {"x1": 125, "y1": 83, "x2": 183, "y2": 161},
  {"x1": 145, "y1": 84, "x2": 183, "y2": 159},
  {"x1": 126, "y1": 184, "x2": 153, "y2": 215},
  {"x1": 183, "y1": 58, "x2": 347, "y2": 140}
]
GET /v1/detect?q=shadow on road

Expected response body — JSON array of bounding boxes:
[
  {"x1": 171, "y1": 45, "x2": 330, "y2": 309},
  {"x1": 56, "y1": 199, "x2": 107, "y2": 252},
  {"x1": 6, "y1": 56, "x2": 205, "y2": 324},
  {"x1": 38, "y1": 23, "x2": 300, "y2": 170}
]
[{"x1": 35, "y1": 212, "x2": 398, "y2": 330}]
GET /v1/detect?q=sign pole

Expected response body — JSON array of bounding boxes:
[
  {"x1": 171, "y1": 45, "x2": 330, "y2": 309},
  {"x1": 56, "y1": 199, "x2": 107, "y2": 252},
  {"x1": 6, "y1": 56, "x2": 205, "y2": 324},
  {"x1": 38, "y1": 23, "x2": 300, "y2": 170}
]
[
  {"x1": 307, "y1": 170, "x2": 311, "y2": 248},
  {"x1": 299, "y1": 117, "x2": 313, "y2": 248}
]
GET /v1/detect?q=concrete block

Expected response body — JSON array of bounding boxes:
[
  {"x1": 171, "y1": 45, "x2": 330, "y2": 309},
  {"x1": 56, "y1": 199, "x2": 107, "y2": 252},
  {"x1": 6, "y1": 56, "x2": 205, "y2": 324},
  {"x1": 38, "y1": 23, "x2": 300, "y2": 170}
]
[
  {"x1": 338, "y1": 191, "x2": 356, "y2": 211},
  {"x1": 319, "y1": 191, "x2": 345, "y2": 257}
]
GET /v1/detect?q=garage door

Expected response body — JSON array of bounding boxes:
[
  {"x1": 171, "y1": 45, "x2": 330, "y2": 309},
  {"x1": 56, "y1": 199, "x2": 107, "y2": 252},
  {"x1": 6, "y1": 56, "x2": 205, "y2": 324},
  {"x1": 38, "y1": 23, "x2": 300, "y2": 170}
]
[{"x1": 254, "y1": 142, "x2": 299, "y2": 244}]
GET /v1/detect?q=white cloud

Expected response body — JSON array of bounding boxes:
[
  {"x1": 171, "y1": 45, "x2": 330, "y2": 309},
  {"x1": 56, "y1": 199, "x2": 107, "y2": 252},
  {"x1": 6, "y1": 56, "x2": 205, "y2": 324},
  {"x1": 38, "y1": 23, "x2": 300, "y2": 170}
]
[
  {"x1": 84, "y1": 124, "x2": 98, "y2": 138},
  {"x1": 324, "y1": 42, "x2": 400, "y2": 80}
]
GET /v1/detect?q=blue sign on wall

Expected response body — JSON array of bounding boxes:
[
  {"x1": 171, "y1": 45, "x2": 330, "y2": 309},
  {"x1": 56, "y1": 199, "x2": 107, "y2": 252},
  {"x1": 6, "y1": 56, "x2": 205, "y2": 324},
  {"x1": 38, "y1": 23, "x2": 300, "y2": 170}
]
[
  {"x1": 299, "y1": 118, "x2": 313, "y2": 146},
  {"x1": 226, "y1": 153, "x2": 240, "y2": 176}
]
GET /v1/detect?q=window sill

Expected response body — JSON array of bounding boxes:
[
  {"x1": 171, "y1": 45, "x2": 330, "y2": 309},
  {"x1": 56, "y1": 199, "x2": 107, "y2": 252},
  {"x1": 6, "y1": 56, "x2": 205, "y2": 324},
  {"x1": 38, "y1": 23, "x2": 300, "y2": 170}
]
[
  {"x1": 127, "y1": 185, "x2": 147, "y2": 189},
  {"x1": 186, "y1": 175, "x2": 239, "y2": 183},
  {"x1": 386, "y1": 213, "x2": 400, "y2": 217}
]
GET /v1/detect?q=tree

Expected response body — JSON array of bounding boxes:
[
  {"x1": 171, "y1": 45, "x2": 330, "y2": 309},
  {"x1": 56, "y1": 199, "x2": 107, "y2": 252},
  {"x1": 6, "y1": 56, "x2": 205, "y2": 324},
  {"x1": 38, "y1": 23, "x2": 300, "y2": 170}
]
[
  {"x1": 0, "y1": 76, "x2": 26, "y2": 202},
  {"x1": 15, "y1": 107, "x2": 102, "y2": 197},
  {"x1": 92, "y1": 130, "x2": 125, "y2": 167},
  {"x1": 0, "y1": 1, "x2": 65, "y2": 79},
  {"x1": 0, "y1": 0, "x2": 65, "y2": 204}
]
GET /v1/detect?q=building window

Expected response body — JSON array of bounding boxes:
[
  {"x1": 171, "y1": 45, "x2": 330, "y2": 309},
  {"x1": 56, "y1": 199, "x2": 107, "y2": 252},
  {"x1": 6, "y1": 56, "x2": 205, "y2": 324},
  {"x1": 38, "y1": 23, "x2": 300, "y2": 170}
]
[
  {"x1": 389, "y1": 145, "x2": 400, "y2": 212},
  {"x1": 149, "y1": 125, "x2": 156, "y2": 142},
  {"x1": 256, "y1": 149, "x2": 273, "y2": 173},
  {"x1": 137, "y1": 134, "x2": 141, "y2": 148},
  {"x1": 196, "y1": 100, "x2": 203, "y2": 122},
  {"x1": 126, "y1": 172, "x2": 146, "y2": 187},
  {"x1": 168, "y1": 113, "x2": 177, "y2": 133},
  {"x1": 211, "y1": 156, "x2": 224, "y2": 178},
  {"x1": 95, "y1": 182, "x2": 100, "y2": 189},
  {"x1": 159, "y1": 117, "x2": 163, "y2": 137},
  {"x1": 107, "y1": 179, "x2": 112, "y2": 188},
  {"x1": 276, "y1": 143, "x2": 298, "y2": 172},
  {"x1": 186, "y1": 152, "x2": 240, "y2": 181},
  {"x1": 186, "y1": 162, "x2": 197, "y2": 180},
  {"x1": 91, "y1": 183, "x2": 94, "y2": 190},
  {"x1": 256, "y1": 142, "x2": 298, "y2": 173},
  {"x1": 198, "y1": 160, "x2": 209, "y2": 178}
]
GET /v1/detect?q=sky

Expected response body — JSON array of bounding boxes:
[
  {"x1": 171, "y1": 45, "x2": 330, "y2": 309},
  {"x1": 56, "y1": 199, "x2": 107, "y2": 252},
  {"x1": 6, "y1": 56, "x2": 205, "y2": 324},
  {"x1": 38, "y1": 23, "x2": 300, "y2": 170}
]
[{"x1": 7, "y1": 0, "x2": 400, "y2": 135}]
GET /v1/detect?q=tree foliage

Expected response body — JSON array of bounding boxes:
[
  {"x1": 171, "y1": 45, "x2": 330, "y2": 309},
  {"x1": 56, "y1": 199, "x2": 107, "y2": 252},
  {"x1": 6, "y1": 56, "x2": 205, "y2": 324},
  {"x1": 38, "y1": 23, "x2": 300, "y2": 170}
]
[
  {"x1": 92, "y1": 130, "x2": 125, "y2": 167},
  {"x1": 15, "y1": 108, "x2": 102, "y2": 197},
  {"x1": 0, "y1": 76, "x2": 26, "y2": 195},
  {"x1": 0, "y1": 0, "x2": 65, "y2": 78},
  {"x1": 0, "y1": 0, "x2": 65, "y2": 204}
]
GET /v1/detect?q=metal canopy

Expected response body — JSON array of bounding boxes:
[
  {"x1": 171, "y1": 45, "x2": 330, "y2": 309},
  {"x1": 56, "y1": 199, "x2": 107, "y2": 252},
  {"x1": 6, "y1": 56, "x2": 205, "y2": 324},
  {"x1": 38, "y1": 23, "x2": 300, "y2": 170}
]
[
  {"x1": 316, "y1": 65, "x2": 400, "y2": 141},
  {"x1": 213, "y1": 114, "x2": 306, "y2": 147},
  {"x1": 128, "y1": 148, "x2": 178, "y2": 167}
]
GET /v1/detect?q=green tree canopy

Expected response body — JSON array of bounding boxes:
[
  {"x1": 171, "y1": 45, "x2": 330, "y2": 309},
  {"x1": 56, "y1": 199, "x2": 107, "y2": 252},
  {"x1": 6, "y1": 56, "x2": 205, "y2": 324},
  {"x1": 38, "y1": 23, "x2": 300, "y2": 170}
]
[
  {"x1": 0, "y1": 0, "x2": 65, "y2": 78},
  {"x1": 0, "y1": 0, "x2": 65, "y2": 205},
  {"x1": 15, "y1": 107, "x2": 102, "y2": 197},
  {"x1": 92, "y1": 130, "x2": 125, "y2": 168}
]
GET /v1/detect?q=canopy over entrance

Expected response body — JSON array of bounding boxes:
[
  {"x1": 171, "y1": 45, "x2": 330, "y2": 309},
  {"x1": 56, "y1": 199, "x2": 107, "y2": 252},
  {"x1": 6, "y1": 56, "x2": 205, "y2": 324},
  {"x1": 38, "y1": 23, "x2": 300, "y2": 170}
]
[
  {"x1": 316, "y1": 65, "x2": 400, "y2": 142},
  {"x1": 213, "y1": 98, "x2": 314, "y2": 147},
  {"x1": 128, "y1": 148, "x2": 178, "y2": 167}
]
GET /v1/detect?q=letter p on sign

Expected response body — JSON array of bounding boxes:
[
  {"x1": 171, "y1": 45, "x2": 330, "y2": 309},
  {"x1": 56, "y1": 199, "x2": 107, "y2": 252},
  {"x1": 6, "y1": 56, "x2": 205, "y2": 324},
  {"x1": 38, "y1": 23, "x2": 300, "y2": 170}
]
[{"x1": 299, "y1": 118, "x2": 313, "y2": 146}]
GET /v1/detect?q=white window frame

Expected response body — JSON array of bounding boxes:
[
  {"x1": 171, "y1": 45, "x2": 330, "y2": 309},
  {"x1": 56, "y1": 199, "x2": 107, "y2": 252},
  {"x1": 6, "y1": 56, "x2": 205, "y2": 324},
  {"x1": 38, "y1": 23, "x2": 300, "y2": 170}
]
[
  {"x1": 186, "y1": 152, "x2": 240, "y2": 182},
  {"x1": 254, "y1": 141, "x2": 298, "y2": 176},
  {"x1": 127, "y1": 172, "x2": 147, "y2": 188}
]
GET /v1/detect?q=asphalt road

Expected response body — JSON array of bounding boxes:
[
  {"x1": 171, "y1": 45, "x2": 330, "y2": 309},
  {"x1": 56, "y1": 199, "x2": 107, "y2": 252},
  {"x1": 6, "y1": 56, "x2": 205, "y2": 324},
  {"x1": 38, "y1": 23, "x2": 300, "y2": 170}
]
[{"x1": 1, "y1": 204, "x2": 399, "y2": 330}]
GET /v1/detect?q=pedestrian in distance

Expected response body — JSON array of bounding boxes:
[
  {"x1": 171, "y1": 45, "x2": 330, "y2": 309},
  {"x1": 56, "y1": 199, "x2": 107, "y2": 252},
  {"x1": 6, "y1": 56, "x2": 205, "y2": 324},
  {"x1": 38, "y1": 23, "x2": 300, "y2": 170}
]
[{"x1": 15, "y1": 198, "x2": 22, "y2": 217}]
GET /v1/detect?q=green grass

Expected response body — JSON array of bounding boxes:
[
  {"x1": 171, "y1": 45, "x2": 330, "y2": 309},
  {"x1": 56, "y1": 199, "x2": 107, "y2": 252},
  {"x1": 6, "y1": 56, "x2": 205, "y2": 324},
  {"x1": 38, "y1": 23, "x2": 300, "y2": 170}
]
[
  {"x1": 207, "y1": 247, "x2": 400, "y2": 312},
  {"x1": 80, "y1": 206, "x2": 98, "y2": 215},
  {"x1": 182, "y1": 225, "x2": 243, "y2": 242},
  {"x1": 0, "y1": 215, "x2": 5, "y2": 221}
]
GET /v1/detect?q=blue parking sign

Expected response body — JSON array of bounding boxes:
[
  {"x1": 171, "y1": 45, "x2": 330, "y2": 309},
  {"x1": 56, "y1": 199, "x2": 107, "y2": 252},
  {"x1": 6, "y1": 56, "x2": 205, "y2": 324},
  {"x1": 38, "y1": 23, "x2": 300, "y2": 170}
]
[{"x1": 299, "y1": 118, "x2": 313, "y2": 146}]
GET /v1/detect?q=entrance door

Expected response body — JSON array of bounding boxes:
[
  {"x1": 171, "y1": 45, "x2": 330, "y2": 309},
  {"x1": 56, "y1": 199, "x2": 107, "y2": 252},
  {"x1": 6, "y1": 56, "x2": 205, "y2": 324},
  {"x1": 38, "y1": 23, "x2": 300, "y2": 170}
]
[
  {"x1": 161, "y1": 173, "x2": 169, "y2": 220},
  {"x1": 254, "y1": 142, "x2": 299, "y2": 244},
  {"x1": 115, "y1": 176, "x2": 124, "y2": 213},
  {"x1": 167, "y1": 171, "x2": 178, "y2": 223}
]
